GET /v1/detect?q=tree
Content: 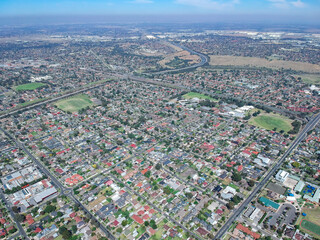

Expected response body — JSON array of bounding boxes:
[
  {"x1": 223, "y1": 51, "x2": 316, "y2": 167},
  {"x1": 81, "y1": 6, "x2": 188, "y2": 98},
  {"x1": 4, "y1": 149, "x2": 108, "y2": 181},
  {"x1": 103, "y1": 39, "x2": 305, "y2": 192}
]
[
  {"x1": 73, "y1": 204, "x2": 80, "y2": 212},
  {"x1": 231, "y1": 195, "x2": 242, "y2": 205},
  {"x1": 91, "y1": 219, "x2": 100, "y2": 228},
  {"x1": 145, "y1": 171, "x2": 151, "y2": 178},
  {"x1": 122, "y1": 220, "x2": 128, "y2": 226},
  {"x1": 248, "y1": 179, "x2": 255, "y2": 187},
  {"x1": 62, "y1": 229, "x2": 72, "y2": 239},
  {"x1": 44, "y1": 205, "x2": 56, "y2": 213},
  {"x1": 59, "y1": 226, "x2": 72, "y2": 239},
  {"x1": 291, "y1": 162, "x2": 300, "y2": 168},
  {"x1": 12, "y1": 206, "x2": 20, "y2": 213},
  {"x1": 185, "y1": 192, "x2": 193, "y2": 199},
  {"x1": 155, "y1": 163, "x2": 161, "y2": 170},
  {"x1": 232, "y1": 172, "x2": 241, "y2": 182},
  {"x1": 71, "y1": 225, "x2": 77, "y2": 234},
  {"x1": 262, "y1": 237, "x2": 272, "y2": 240},
  {"x1": 226, "y1": 202, "x2": 234, "y2": 209},
  {"x1": 9, "y1": 227, "x2": 17, "y2": 234},
  {"x1": 163, "y1": 186, "x2": 172, "y2": 195},
  {"x1": 150, "y1": 220, "x2": 157, "y2": 229},
  {"x1": 15, "y1": 214, "x2": 26, "y2": 222},
  {"x1": 288, "y1": 120, "x2": 301, "y2": 134},
  {"x1": 244, "y1": 114, "x2": 251, "y2": 120}
]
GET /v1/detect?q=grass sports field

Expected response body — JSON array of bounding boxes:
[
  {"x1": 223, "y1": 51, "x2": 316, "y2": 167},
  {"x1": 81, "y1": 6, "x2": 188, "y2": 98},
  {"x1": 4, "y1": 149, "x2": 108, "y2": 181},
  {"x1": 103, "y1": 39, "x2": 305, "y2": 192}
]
[
  {"x1": 295, "y1": 74, "x2": 320, "y2": 85},
  {"x1": 15, "y1": 83, "x2": 46, "y2": 91},
  {"x1": 249, "y1": 113, "x2": 292, "y2": 132},
  {"x1": 55, "y1": 94, "x2": 93, "y2": 113},
  {"x1": 300, "y1": 220, "x2": 320, "y2": 237},
  {"x1": 183, "y1": 92, "x2": 217, "y2": 101}
]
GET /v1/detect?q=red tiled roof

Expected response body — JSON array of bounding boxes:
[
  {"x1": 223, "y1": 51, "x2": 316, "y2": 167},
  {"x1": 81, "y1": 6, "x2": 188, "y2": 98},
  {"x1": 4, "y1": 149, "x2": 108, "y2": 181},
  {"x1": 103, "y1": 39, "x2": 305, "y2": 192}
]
[
  {"x1": 138, "y1": 210, "x2": 145, "y2": 215},
  {"x1": 141, "y1": 169, "x2": 148, "y2": 175},
  {"x1": 147, "y1": 147, "x2": 154, "y2": 153},
  {"x1": 216, "y1": 209, "x2": 223, "y2": 215},
  {"x1": 55, "y1": 168, "x2": 63, "y2": 174},
  {"x1": 106, "y1": 180, "x2": 113, "y2": 186},
  {"x1": 242, "y1": 150, "x2": 251, "y2": 155},
  {"x1": 27, "y1": 219, "x2": 34, "y2": 225},
  {"x1": 132, "y1": 215, "x2": 143, "y2": 224},
  {"x1": 197, "y1": 227, "x2": 208, "y2": 236},
  {"x1": 0, "y1": 229, "x2": 6, "y2": 236},
  {"x1": 236, "y1": 224, "x2": 261, "y2": 239},
  {"x1": 74, "y1": 216, "x2": 82, "y2": 223},
  {"x1": 148, "y1": 227, "x2": 156, "y2": 235},
  {"x1": 149, "y1": 209, "x2": 155, "y2": 214},
  {"x1": 6, "y1": 226, "x2": 14, "y2": 231},
  {"x1": 144, "y1": 205, "x2": 150, "y2": 211}
]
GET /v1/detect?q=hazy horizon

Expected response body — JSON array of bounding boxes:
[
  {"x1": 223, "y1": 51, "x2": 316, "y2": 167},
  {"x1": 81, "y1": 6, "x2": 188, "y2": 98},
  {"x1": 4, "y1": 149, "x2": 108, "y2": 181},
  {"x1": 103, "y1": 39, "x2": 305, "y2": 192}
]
[
  {"x1": 0, "y1": 0, "x2": 319, "y2": 27},
  {"x1": 0, "y1": 14, "x2": 319, "y2": 28}
]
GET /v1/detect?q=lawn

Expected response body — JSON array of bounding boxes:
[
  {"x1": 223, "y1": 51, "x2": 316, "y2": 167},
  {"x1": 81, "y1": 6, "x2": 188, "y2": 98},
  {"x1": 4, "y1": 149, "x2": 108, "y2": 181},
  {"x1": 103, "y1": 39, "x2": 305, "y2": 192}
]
[
  {"x1": 15, "y1": 82, "x2": 46, "y2": 91},
  {"x1": 295, "y1": 74, "x2": 320, "y2": 85},
  {"x1": 300, "y1": 220, "x2": 320, "y2": 236},
  {"x1": 249, "y1": 113, "x2": 292, "y2": 133},
  {"x1": 297, "y1": 206, "x2": 320, "y2": 226},
  {"x1": 55, "y1": 94, "x2": 93, "y2": 113},
  {"x1": 229, "y1": 183, "x2": 239, "y2": 191},
  {"x1": 183, "y1": 92, "x2": 217, "y2": 101}
]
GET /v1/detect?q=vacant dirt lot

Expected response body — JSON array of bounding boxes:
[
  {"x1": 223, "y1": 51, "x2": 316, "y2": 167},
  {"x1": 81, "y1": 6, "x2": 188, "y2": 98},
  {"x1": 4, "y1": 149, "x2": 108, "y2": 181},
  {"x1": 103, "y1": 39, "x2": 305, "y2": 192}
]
[
  {"x1": 159, "y1": 50, "x2": 200, "y2": 68},
  {"x1": 209, "y1": 55, "x2": 320, "y2": 73}
]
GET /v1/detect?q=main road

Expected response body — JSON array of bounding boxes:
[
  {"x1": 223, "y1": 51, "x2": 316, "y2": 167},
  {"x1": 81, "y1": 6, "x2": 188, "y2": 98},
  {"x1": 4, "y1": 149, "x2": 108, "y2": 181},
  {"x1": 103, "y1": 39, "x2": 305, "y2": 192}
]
[
  {"x1": 213, "y1": 112, "x2": 320, "y2": 240},
  {"x1": 0, "y1": 188, "x2": 29, "y2": 240},
  {"x1": 0, "y1": 39, "x2": 318, "y2": 239},
  {"x1": 0, "y1": 80, "x2": 115, "y2": 120},
  {"x1": 0, "y1": 41, "x2": 298, "y2": 120},
  {"x1": 0, "y1": 127, "x2": 116, "y2": 240}
]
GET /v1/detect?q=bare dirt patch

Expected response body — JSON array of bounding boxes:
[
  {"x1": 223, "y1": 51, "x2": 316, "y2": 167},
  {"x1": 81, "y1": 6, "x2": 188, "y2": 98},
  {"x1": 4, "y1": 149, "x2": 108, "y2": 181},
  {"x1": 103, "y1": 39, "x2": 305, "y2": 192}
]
[{"x1": 209, "y1": 55, "x2": 320, "y2": 73}]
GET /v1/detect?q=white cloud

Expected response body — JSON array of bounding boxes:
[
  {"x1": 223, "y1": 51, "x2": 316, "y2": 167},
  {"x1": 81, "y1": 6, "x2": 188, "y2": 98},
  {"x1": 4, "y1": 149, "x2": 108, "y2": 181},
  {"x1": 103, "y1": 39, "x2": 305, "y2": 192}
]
[
  {"x1": 291, "y1": 0, "x2": 305, "y2": 7},
  {"x1": 268, "y1": 0, "x2": 289, "y2": 8},
  {"x1": 130, "y1": 0, "x2": 154, "y2": 3},
  {"x1": 175, "y1": 0, "x2": 240, "y2": 10},
  {"x1": 268, "y1": 0, "x2": 306, "y2": 8}
]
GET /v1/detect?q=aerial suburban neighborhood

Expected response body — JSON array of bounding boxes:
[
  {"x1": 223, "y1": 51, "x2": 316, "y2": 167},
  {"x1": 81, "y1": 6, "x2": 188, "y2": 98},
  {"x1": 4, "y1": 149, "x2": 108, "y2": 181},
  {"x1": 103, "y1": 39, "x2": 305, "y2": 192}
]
[{"x1": 0, "y1": 6, "x2": 320, "y2": 240}]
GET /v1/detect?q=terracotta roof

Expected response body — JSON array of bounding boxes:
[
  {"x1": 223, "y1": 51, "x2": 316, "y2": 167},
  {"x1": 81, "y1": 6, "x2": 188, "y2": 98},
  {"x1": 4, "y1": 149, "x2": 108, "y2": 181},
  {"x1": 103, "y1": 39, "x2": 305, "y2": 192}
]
[
  {"x1": 132, "y1": 215, "x2": 143, "y2": 224},
  {"x1": 236, "y1": 224, "x2": 261, "y2": 239}
]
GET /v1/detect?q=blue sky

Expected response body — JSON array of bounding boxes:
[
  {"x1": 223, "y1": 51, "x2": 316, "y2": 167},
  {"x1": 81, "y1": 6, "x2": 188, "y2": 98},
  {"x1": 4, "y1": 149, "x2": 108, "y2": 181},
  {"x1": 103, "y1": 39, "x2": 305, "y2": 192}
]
[{"x1": 0, "y1": 0, "x2": 319, "y2": 21}]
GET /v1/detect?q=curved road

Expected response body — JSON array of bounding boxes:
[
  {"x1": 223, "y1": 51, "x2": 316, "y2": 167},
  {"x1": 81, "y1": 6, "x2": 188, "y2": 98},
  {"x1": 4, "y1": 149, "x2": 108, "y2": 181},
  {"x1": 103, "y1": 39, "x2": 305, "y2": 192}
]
[
  {"x1": 0, "y1": 40, "x2": 317, "y2": 239},
  {"x1": 145, "y1": 42, "x2": 208, "y2": 75},
  {"x1": 0, "y1": 41, "x2": 298, "y2": 121}
]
